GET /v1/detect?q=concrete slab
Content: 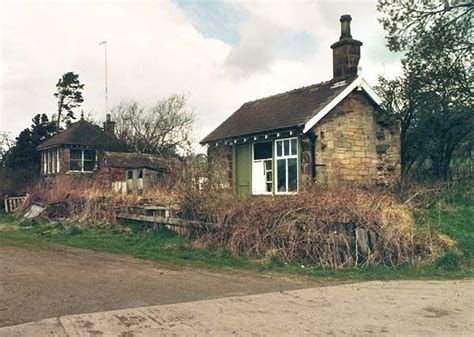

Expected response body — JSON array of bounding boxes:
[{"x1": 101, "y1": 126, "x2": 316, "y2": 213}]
[{"x1": 1, "y1": 280, "x2": 473, "y2": 336}]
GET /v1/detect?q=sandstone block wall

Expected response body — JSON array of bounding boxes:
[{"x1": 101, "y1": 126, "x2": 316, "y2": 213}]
[{"x1": 312, "y1": 91, "x2": 400, "y2": 186}]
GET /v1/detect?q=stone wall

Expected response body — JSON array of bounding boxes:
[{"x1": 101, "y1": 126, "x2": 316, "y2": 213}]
[
  {"x1": 311, "y1": 91, "x2": 400, "y2": 186},
  {"x1": 300, "y1": 134, "x2": 316, "y2": 190}
]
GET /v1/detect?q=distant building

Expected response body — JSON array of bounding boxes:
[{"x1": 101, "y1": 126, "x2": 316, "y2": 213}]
[
  {"x1": 36, "y1": 115, "x2": 168, "y2": 193},
  {"x1": 201, "y1": 15, "x2": 400, "y2": 195}
]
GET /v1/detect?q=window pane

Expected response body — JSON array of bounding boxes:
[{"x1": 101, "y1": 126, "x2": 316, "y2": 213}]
[
  {"x1": 277, "y1": 159, "x2": 286, "y2": 192},
  {"x1": 277, "y1": 141, "x2": 282, "y2": 157},
  {"x1": 70, "y1": 160, "x2": 82, "y2": 171},
  {"x1": 288, "y1": 158, "x2": 298, "y2": 192},
  {"x1": 265, "y1": 159, "x2": 272, "y2": 170},
  {"x1": 70, "y1": 149, "x2": 82, "y2": 160},
  {"x1": 47, "y1": 151, "x2": 52, "y2": 173},
  {"x1": 284, "y1": 140, "x2": 289, "y2": 156},
  {"x1": 138, "y1": 169, "x2": 143, "y2": 179},
  {"x1": 266, "y1": 183, "x2": 272, "y2": 192},
  {"x1": 127, "y1": 170, "x2": 133, "y2": 180},
  {"x1": 83, "y1": 160, "x2": 95, "y2": 172},
  {"x1": 254, "y1": 141, "x2": 272, "y2": 160},
  {"x1": 52, "y1": 150, "x2": 56, "y2": 173},
  {"x1": 84, "y1": 150, "x2": 95, "y2": 161},
  {"x1": 290, "y1": 139, "x2": 297, "y2": 156},
  {"x1": 266, "y1": 171, "x2": 272, "y2": 182}
]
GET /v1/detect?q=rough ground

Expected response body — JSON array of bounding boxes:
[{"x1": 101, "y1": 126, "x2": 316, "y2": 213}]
[
  {"x1": 0, "y1": 245, "x2": 319, "y2": 328},
  {"x1": 1, "y1": 280, "x2": 473, "y2": 336}
]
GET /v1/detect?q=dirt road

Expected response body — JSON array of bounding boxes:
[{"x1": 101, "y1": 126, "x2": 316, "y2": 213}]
[
  {"x1": 1, "y1": 280, "x2": 473, "y2": 336},
  {"x1": 0, "y1": 245, "x2": 319, "y2": 327}
]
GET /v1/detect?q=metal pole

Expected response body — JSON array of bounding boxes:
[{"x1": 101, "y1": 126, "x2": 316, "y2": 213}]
[
  {"x1": 99, "y1": 41, "x2": 108, "y2": 114},
  {"x1": 105, "y1": 41, "x2": 108, "y2": 114}
]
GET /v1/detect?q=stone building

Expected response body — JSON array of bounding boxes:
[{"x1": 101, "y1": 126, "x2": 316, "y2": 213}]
[
  {"x1": 201, "y1": 15, "x2": 400, "y2": 195},
  {"x1": 36, "y1": 116, "x2": 168, "y2": 193}
]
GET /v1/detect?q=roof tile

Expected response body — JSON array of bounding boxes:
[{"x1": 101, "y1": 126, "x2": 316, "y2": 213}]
[{"x1": 201, "y1": 77, "x2": 356, "y2": 143}]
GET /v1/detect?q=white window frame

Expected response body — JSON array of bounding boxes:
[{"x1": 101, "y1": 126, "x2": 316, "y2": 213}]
[
  {"x1": 47, "y1": 150, "x2": 51, "y2": 174},
  {"x1": 275, "y1": 137, "x2": 299, "y2": 195},
  {"x1": 42, "y1": 151, "x2": 47, "y2": 174},
  {"x1": 68, "y1": 149, "x2": 97, "y2": 173},
  {"x1": 56, "y1": 149, "x2": 60, "y2": 173},
  {"x1": 252, "y1": 141, "x2": 273, "y2": 195}
]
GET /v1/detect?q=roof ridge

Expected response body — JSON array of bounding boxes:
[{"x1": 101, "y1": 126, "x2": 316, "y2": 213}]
[{"x1": 242, "y1": 78, "x2": 338, "y2": 107}]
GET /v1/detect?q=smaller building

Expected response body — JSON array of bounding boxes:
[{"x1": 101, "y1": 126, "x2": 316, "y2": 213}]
[
  {"x1": 36, "y1": 116, "x2": 168, "y2": 193},
  {"x1": 102, "y1": 151, "x2": 169, "y2": 193}
]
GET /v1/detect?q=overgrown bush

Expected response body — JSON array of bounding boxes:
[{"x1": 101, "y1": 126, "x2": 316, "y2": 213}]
[
  {"x1": 185, "y1": 184, "x2": 448, "y2": 268},
  {"x1": 17, "y1": 175, "x2": 179, "y2": 224},
  {"x1": 15, "y1": 169, "x2": 458, "y2": 269}
]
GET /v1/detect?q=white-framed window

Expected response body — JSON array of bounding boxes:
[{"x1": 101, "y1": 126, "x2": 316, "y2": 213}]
[
  {"x1": 252, "y1": 141, "x2": 273, "y2": 195},
  {"x1": 69, "y1": 149, "x2": 96, "y2": 172},
  {"x1": 42, "y1": 148, "x2": 61, "y2": 175},
  {"x1": 275, "y1": 137, "x2": 298, "y2": 194}
]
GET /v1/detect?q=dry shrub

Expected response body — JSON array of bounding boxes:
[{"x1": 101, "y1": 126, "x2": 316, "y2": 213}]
[
  {"x1": 18, "y1": 175, "x2": 179, "y2": 224},
  {"x1": 190, "y1": 183, "x2": 444, "y2": 268}
]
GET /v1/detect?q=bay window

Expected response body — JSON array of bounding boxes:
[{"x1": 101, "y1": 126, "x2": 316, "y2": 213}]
[{"x1": 42, "y1": 148, "x2": 60, "y2": 175}]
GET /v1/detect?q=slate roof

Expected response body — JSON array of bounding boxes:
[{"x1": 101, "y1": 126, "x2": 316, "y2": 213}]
[
  {"x1": 201, "y1": 76, "x2": 356, "y2": 144},
  {"x1": 37, "y1": 120, "x2": 125, "y2": 151},
  {"x1": 102, "y1": 151, "x2": 168, "y2": 172}
]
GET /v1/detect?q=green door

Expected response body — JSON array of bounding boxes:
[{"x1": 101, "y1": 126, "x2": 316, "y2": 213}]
[{"x1": 234, "y1": 144, "x2": 251, "y2": 196}]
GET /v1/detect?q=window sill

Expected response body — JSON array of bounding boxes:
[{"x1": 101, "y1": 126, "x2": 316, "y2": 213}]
[{"x1": 66, "y1": 171, "x2": 94, "y2": 174}]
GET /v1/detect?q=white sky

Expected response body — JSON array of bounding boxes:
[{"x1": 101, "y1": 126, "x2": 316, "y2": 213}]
[{"x1": 0, "y1": 0, "x2": 402, "y2": 149}]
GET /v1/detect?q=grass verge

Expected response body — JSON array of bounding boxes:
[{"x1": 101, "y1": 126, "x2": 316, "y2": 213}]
[{"x1": 0, "y1": 183, "x2": 472, "y2": 280}]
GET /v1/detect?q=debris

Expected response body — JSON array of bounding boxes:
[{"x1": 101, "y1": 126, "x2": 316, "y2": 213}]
[{"x1": 24, "y1": 203, "x2": 46, "y2": 219}]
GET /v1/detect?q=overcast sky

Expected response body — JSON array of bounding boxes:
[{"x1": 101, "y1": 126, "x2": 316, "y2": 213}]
[{"x1": 0, "y1": 0, "x2": 402, "y2": 147}]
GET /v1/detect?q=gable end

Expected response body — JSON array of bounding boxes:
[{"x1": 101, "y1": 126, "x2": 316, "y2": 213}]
[{"x1": 302, "y1": 76, "x2": 382, "y2": 133}]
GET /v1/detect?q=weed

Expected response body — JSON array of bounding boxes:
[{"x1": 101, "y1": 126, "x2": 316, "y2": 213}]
[{"x1": 435, "y1": 251, "x2": 463, "y2": 271}]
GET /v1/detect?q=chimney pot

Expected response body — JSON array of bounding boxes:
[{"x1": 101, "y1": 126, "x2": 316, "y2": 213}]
[
  {"x1": 330, "y1": 14, "x2": 362, "y2": 80},
  {"x1": 340, "y1": 14, "x2": 352, "y2": 39},
  {"x1": 104, "y1": 113, "x2": 116, "y2": 136}
]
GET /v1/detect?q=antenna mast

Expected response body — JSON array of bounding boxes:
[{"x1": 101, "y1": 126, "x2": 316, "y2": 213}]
[{"x1": 99, "y1": 41, "x2": 108, "y2": 115}]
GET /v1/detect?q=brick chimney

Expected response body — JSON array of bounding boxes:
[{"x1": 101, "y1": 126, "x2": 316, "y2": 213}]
[
  {"x1": 330, "y1": 15, "x2": 362, "y2": 81},
  {"x1": 103, "y1": 113, "x2": 116, "y2": 136}
]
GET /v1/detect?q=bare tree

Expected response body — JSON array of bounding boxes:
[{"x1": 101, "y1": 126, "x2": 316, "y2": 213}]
[{"x1": 112, "y1": 94, "x2": 195, "y2": 157}]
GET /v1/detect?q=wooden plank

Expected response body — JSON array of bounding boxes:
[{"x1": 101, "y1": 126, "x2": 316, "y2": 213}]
[
  {"x1": 116, "y1": 213, "x2": 219, "y2": 230},
  {"x1": 141, "y1": 205, "x2": 179, "y2": 211}
]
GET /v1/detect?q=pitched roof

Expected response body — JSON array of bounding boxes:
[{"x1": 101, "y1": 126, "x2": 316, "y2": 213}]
[
  {"x1": 201, "y1": 75, "x2": 381, "y2": 144},
  {"x1": 36, "y1": 120, "x2": 125, "y2": 151},
  {"x1": 102, "y1": 151, "x2": 168, "y2": 171}
]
